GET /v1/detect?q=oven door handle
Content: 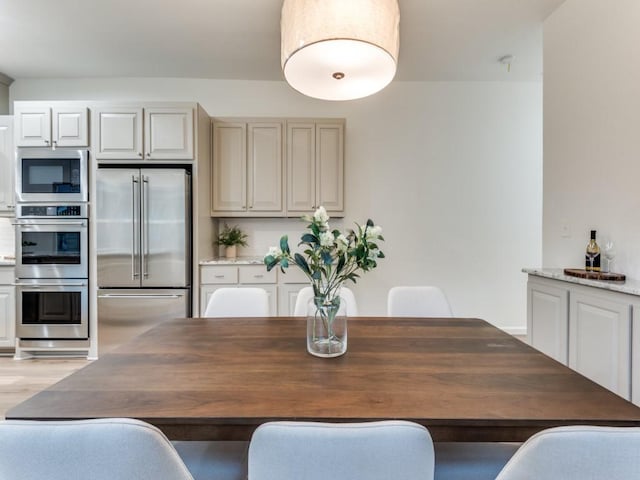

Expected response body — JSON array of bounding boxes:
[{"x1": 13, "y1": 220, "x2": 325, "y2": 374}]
[
  {"x1": 14, "y1": 281, "x2": 87, "y2": 287},
  {"x1": 13, "y1": 221, "x2": 88, "y2": 226}
]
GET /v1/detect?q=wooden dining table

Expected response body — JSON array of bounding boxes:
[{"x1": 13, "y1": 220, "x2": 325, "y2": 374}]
[{"x1": 7, "y1": 317, "x2": 640, "y2": 442}]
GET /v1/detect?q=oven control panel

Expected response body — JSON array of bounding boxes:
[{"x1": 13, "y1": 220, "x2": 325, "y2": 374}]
[{"x1": 18, "y1": 204, "x2": 88, "y2": 218}]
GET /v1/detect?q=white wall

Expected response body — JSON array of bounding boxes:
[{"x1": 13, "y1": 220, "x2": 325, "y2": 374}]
[
  {"x1": 10, "y1": 78, "x2": 542, "y2": 332},
  {"x1": 543, "y1": 0, "x2": 640, "y2": 276}
]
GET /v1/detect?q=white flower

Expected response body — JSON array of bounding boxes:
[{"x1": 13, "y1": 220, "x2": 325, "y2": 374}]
[
  {"x1": 367, "y1": 225, "x2": 383, "y2": 240},
  {"x1": 319, "y1": 231, "x2": 334, "y2": 247},
  {"x1": 313, "y1": 206, "x2": 330, "y2": 225},
  {"x1": 336, "y1": 234, "x2": 349, "y2": 252},
  {"x1": 266, "y1": 246, "x2": 282, "y2": 258}
]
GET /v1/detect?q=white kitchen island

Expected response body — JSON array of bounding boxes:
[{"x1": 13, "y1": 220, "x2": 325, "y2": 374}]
[{"x1": 524, "y1": 268, "x2": 640, "y2": 406}]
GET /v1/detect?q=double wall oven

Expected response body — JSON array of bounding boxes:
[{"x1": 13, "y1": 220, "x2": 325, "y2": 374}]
[{"x1": 15, "y1": 149, "x2": 90, "y2": 341}]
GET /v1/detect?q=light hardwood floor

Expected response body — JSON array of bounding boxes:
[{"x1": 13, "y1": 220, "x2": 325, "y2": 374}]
[{"x1": 0, "y1": 356, "x2": 90, "y2": 419}]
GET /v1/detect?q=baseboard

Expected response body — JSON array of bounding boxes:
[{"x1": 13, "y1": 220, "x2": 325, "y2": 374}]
[{"x1": 500, "y1": 326, "x2": 527, "y2": 336}]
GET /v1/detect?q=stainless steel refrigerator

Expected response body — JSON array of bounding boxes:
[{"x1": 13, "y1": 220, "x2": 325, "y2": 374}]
[{"x1": 97, "y1": 168, "x2": 191, "y2": 354}]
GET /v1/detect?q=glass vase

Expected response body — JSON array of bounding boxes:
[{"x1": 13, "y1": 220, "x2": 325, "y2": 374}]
[{"x1": 306, "y1": 292, "x2": 347, "y2": 358}]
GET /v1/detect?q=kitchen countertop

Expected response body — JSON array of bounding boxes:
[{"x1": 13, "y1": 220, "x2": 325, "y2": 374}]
[
  {"x1": 523, "y1": 267, "x2": 640, "y2": 296},
  {"x1": 200, "y1": 256, "x2": 264, "y2": 265},
  {"x1": 0, "y1": 256, "x2": 15, "y2": 266}
]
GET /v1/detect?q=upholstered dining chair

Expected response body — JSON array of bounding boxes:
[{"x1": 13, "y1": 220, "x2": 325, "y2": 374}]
[
  {"x1": 292, "y1": 286, "x2": 358, "y2": 316},
  {"x1": 203, "y1": 287, "x2": 269, "y2": 317},
  {"x1": 0, "y1": 418, "x2": 194, "y2": 480},
  {"x1": 495, "y1": 425, "x2": 640, "y2": 479},
  {"x1": 387, "y1": 286, "x2": 453, "y2": 317},
  {"x1": 248, "y1": 420, "x2": 435, "y2": 480}
]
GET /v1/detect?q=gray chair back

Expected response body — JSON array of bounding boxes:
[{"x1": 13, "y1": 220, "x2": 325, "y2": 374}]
[
  {"x1": 496, "y1": 425, "x2": 640, "y2": 480},
  {"x1": 248, "y1": 420, "x2": 434, "y2": 480},
  {"x1": 0, "y1": 418, "x2": 194, "y2": 480}
]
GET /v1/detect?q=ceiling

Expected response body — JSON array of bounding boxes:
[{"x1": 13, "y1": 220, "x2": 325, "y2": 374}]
[{"x1": 0, "y1": 0, "x2": 565, "y2": 83}]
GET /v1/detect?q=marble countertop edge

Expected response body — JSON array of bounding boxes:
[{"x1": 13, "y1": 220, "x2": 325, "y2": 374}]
[{"x1": 523, "y1": 267, "x2": 640, "y2": 296}]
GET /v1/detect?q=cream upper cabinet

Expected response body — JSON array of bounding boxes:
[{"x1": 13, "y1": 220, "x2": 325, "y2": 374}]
[
  {"x1": 211, "y1": 120, "x2": 284, "y2": 216},
  {"x1": 94, "y1": 106, "x2": 193, "y2": 161},
  {"x1": 144, "y1": 107, "x2": 194, "y2": 160},
  {"x1": 0, "y1": 116, "x2": 15, "y2": 214},
  {"x1": 287, "y1": 120, "x2": 344, "y2": 217},
  {"x1": 14, "y1": 103, "x2": 88, "y2": 147},
  {"x1": 94, "y1": 107, "x2": 143, "y2": 160}
]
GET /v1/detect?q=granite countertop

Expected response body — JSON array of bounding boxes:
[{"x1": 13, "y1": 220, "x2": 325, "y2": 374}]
[
  {"x1": 523, "y1": 267, "x2": 640, "y2": 296},
  {"x1": 200, "y1": 256, "x2": 264, "y2": 265}
]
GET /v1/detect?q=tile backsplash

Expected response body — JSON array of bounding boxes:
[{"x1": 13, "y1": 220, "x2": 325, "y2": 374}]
[{"x1": 0, "y1": 217, "x2": 15, "y2": 256}]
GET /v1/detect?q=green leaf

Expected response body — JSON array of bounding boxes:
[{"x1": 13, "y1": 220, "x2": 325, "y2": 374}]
[
  {"x1": 281, "y1": 257, "x2": 289, "y2": 268},
  {"x1": 280, "y1": 235, "x2": 290, "y2": 254},
  {"x1": 294, "y1": 253, "x2": 311, "y2": 275},
  {"x1": 321, "y1": 250, "x2": 333, "y2": 265},
  {"x1": 265, "y1": 258, "x2": 279, "y2": 272},
  {"x1": 378, "y1": 251, "x2": 385, "y2": 258},
  {"x1": 366, "y1": 219, "x2": 374, "y2": 227},
  {"x1": 300, "y1": 233, "x2": 318, "y2": 245}
]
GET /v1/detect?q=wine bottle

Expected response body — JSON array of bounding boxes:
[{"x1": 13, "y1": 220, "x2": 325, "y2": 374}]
[{"x1": 585, "y1": 230, "x2": 601, "y2": 272}]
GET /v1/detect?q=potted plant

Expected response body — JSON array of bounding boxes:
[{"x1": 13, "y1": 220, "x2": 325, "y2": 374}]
[
  {"x1": 215, "y1": 224, "x2": 248, "y2": 259},
  {"x1": 264, "y1": 206, "x2": 384, "y2": 357}
]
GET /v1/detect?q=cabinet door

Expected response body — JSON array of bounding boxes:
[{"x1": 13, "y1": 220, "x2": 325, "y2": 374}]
[
  {"x1": 287, "y1": 122, "x2": 316, "y2": 214},
  {"x1": 14, "y1": 104, "x2": 51, "y2": 147},
  {"x1": 0, "y1": 285, "x2": 16, "y2": 348},
  {"x1": 94, "y1": 107, "x2": 144, "y2": 160},
  {"x1": 0, "y1": 116, "x2": 15, "y2": 213},
  {"x1": 52, "y1": 106, "x2": 89, "y2": 147},
  {"x1": 247, "y1": 122, "x2": 283, "y2": 213},
  {"x1": 569, "y1": 291, "x2": 631, "y2": 399},
  {"x1": 316, "y1": 122, "x2": 344, "y2": 215},
  {"x1": 144, "y1": 107, "x2": 194, "y2": 160},
  {"x1": 278, "y1": 284, "x2": 307, "y2": 316},
  {"x1": 527, "y1": 278, "x2": 569, "y2": 364},
  {"x1": 211, "y1": 122, "x2": 246, "y2": 213}
]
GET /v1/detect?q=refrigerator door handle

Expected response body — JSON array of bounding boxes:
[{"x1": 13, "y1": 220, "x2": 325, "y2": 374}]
[
  {"x1": 132, "y1": 175, "x2": 140, "y2": 280},
  {"x1": 142, "y1": 175, "x2": 149, "y2": 278}
]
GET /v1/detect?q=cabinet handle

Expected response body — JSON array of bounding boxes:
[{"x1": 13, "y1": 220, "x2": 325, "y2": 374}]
[
  {"x1": 214, "y1": 274, "x2": 225, "y2": 278},
  {"x1": 254, "y1": 274, "x2": 264, "y2": 278},
  {"x1": 138, "y1": 152, "x2": 143, "y2": 157},
  {"x1": 146, "y1": 152, "x2": 151, "y2": 157},
  {"x1": 44, "y1": 139, "x2": 50, "y2": 145}
]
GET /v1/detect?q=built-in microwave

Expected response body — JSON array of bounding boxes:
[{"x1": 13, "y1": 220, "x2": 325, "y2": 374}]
[{"x1": 16, "y1": 148, "x2": 88, "y2": 203}]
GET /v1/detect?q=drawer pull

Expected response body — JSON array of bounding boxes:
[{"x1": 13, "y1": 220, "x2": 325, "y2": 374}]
[
  {"x1": 254, "y1": 274, "x2": 264, "y2": 278},
  {"x1": 214, "y1": 274, "x2": 225, "y2": 278}
]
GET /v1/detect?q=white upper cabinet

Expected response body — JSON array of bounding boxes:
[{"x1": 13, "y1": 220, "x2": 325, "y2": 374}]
[
  {"x1": 144, "y1": 107, "x2": 194, "y2": 160},
  {"x1": 211, "y1": 119, "x2": 284, "y2": 216},
  {"x1": 0, "y1": 116, "x2": 15, "y2": 214},
  {"x1": 287, "y1": 120, "x2": 344, "y2": 217},
  {"x1": 14, "y1": 103, "x2": 88, "y2": 147},
  {"x1": 94, "y1": 107, "x2": 143, "y2": 160},
  {"x1": 94, "y1": 106, "x2": 193, "y2": 161}
]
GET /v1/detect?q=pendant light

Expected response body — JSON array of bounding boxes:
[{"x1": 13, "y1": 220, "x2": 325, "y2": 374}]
[{"x1": 281, "y1": 0, "x2": 400, "y2": 101}]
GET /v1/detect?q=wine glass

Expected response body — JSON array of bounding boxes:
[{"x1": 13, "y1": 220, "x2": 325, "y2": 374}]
[{"x1": 603, "y1": 241, "x2": 616, "y2": 273}]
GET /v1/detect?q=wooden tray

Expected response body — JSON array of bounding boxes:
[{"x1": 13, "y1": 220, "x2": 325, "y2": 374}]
[{"x1": 564, "y1": 268, "x2": 626, "y2": 282}]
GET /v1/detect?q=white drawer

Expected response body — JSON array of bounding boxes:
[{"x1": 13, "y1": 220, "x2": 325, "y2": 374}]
[
  {"x1": 0, "y1": 267, "x2": 15, "y2": 285},
  {"x1": 201, "y1": 266, "x2": 239, "y2": 284},
  {"x1": 239, "y1": 265, "x2": 277, "y2": 284}
]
